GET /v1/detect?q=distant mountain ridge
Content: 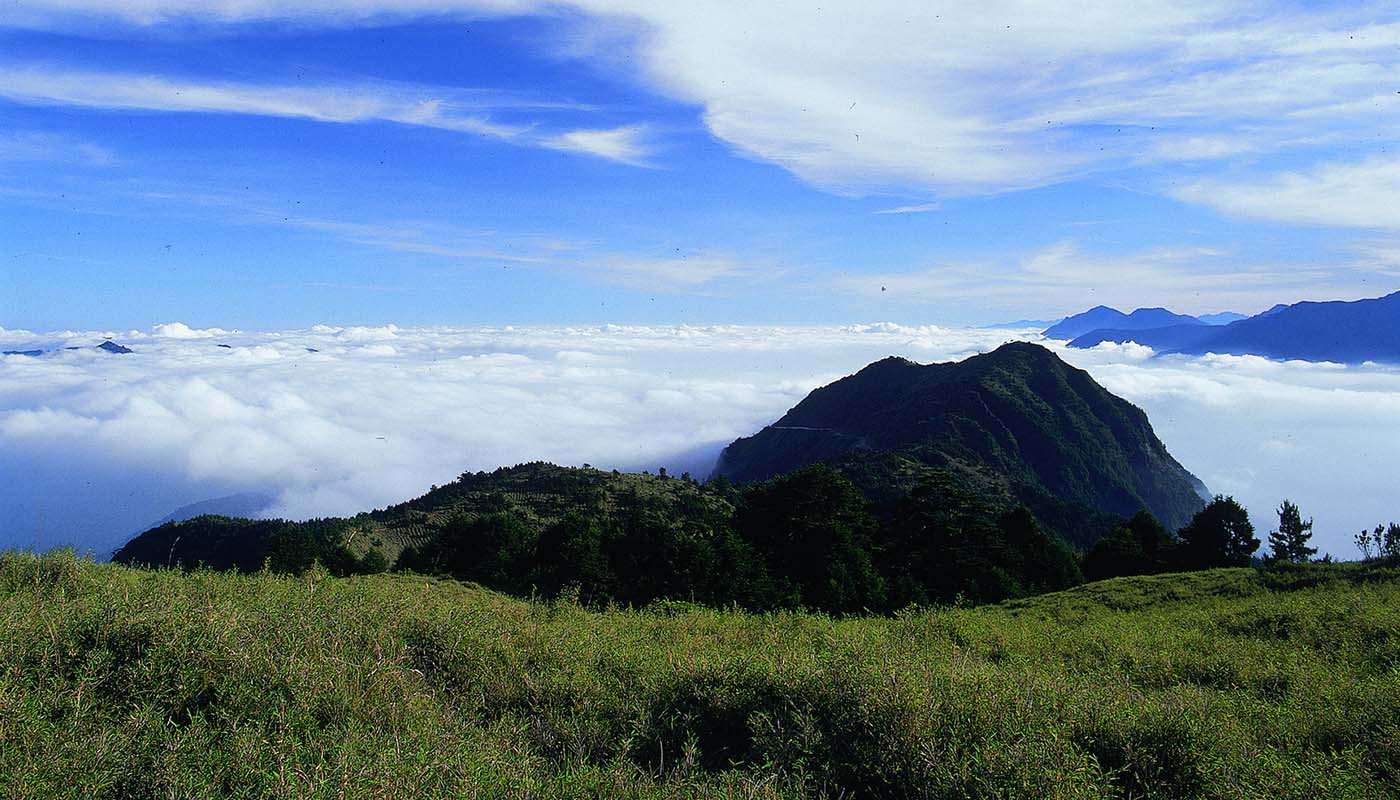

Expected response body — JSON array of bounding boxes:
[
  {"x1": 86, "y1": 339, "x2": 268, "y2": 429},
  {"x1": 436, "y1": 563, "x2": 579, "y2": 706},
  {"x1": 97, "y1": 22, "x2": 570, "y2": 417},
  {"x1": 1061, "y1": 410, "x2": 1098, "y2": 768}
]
[
  {"x1": 714, "y1": 342, "x2": 1207, "y2": 532},
  {"x1": 1198, "y1": 312, "x2": 1247, "y2": 325},
  {"x1": 2, "y1": 340, "x2": 136, "y2": 357},
  {"x1": 111, "y1": 492, "x2": 276, "y2": 563},
  {"x1": 143, "y1": 492, "x2": 274, "y2": 531},
  {"x1": 1044, "y1": 307, "x2": 1205, "y2": 340},
  {"x1": 1068, "y1": 291, "x2": 1400, "y2": 363}
]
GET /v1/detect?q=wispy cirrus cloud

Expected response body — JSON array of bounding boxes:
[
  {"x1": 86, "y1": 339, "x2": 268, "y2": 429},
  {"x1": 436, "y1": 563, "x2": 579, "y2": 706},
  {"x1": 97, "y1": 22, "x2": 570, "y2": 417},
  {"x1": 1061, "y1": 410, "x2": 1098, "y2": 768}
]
[
  {"x1": 0, "y1": 64, "x2": 654, "y2": 165},
  {"x1": 874, "y1": 202, "x2": 941, "y2": 215},
  {"x1": 112, "y1": 184, "x2": 760, "y2": 292},
  {"x1": 542, "y1": 124, "x2": 653, "y2": 166},
  {"x1": 572, "y1": 1, "x2": 1400, "y2": 198},
  {"x1": 0, "y1": 129, "x2": 113, "y2": 165},
  {"x1": 577, "y1": 253, "x2": 763, "y2": 291},
  {"x1": 7, "y1": 2, "x2": 1400, "y2": 198},
  {"x1": 838, "y1": 240, "x2": 1392, "y2": 318},
  {"x1": 1173, "y1": 157, "x2": 1400, "y2": 231}
]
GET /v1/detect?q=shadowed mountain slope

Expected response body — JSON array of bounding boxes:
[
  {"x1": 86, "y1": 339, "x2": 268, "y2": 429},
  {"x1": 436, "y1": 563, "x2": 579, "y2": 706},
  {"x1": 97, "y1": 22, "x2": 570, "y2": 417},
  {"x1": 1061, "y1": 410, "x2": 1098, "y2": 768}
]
[{"x1": 714, "y1": 342, "x2": 1207, "y2": 531}]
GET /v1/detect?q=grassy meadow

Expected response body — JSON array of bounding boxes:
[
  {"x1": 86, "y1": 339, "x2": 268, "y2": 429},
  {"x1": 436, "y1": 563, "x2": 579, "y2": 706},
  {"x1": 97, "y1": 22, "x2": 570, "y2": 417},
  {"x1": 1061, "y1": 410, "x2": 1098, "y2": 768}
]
[{"x1": 2, "y1": 551, "x2": 1399, "y2": 799}]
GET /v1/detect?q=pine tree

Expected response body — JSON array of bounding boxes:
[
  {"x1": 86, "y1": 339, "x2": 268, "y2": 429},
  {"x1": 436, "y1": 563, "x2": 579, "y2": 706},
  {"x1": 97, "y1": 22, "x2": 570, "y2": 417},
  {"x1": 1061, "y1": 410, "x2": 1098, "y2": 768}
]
[{"x1": 1267, "y1": 500, "x2": 1316, "y2": 563}]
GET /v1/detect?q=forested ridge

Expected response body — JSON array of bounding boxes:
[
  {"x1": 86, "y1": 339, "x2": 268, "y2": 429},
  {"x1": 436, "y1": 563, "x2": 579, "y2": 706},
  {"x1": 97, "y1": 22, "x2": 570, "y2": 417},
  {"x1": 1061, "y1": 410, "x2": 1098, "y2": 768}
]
[{"x1": 115, "y1": 460, "x2": 1291, "y2": 614}]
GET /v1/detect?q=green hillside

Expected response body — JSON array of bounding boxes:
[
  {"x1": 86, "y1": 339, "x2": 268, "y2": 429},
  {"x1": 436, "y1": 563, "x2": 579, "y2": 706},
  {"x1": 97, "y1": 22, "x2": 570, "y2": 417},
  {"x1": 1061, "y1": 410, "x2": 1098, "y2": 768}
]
[
  {"x1": 4, "y1": 551, "x2": 1399, "y2": 799},
  {"x1": 114, "y1": 461, "x2": 1095, "y2": 613},
  {"x1": 115, "y1": 462, "x2": 733, "y2": 574}
]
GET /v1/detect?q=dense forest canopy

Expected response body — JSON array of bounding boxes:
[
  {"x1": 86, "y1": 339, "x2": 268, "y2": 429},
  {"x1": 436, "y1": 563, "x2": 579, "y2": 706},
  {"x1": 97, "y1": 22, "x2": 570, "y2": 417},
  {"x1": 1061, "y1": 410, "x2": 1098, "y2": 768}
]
[{"x1": 115, "y1": 461, "x2": 1300, "y2": 615}]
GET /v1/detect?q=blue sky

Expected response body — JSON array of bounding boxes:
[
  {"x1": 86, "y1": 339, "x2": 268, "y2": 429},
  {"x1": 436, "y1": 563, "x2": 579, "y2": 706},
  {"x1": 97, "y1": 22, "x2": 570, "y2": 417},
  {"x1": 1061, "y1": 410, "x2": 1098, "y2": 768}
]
[{"x1": 3, "y1": 1, "x2": 1400, "y2": 329}]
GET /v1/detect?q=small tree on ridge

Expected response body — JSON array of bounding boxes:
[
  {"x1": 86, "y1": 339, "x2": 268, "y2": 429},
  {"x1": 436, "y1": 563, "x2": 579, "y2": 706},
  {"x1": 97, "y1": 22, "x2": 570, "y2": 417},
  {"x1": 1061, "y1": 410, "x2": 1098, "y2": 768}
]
[{"x1": 1267, "y1": 500, "x2": 1316, "y2": 563}]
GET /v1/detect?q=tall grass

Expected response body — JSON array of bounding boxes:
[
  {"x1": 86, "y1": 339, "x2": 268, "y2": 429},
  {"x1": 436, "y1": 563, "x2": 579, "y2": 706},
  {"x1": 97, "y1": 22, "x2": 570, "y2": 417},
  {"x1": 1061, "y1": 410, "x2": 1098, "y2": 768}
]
[{"x1": 2, "y1": 550, "x2": 1398, "y2": 798}]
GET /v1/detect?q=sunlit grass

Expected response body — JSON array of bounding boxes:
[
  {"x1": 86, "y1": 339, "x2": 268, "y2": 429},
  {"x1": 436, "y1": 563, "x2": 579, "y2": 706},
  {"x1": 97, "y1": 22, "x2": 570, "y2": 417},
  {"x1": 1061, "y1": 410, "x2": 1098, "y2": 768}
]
[{"x1": 2, "y1": 550, "x2": 1397, "y2": 798}]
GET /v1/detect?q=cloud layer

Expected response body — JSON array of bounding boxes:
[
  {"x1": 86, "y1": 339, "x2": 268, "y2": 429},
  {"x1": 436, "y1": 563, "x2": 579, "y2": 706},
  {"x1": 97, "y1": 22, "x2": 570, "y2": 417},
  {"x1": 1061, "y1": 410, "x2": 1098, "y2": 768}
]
[{"x1": 3, "y1": 322, "x2": 1397, "y2": 560}]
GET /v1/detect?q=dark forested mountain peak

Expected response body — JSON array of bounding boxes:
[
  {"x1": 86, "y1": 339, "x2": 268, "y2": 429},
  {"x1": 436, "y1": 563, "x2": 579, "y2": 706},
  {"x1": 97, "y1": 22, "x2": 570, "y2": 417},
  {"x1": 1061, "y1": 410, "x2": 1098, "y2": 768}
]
[{"x1": 715, "y1": 342, "x2": 1206, "y2": 531}]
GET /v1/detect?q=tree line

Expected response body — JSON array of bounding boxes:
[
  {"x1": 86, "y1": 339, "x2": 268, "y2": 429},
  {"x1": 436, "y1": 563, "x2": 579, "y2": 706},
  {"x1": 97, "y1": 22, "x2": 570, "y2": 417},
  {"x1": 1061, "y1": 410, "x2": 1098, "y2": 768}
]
[
  {"x1": 392, "y1": 465, "x2": 1321, "y2": 614},
  {"x1": 127, "y1": 463, "x2": 1351, "y2": 615}
]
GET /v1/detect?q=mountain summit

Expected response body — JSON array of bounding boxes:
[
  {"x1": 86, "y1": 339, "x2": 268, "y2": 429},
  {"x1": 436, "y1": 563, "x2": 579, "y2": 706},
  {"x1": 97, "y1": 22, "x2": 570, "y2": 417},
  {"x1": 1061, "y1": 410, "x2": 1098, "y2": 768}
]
[{"x1": 714, "y1": 342, "x2": 1207, "y2": 532}]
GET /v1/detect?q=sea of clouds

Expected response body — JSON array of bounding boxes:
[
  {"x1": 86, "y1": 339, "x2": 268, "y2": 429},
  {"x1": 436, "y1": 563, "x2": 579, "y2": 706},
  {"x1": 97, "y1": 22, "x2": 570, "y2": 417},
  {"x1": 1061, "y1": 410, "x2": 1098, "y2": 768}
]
[{"x1": 2, "y1": 322, "x2": 1397, "y2": 560}]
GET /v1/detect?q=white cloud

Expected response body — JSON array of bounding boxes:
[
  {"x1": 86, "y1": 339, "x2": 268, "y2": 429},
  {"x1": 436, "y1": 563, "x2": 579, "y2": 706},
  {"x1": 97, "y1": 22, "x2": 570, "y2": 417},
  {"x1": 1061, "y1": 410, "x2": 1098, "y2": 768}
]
[
  {"x1": 874, "y1": 202, "x2": 941, "y2": 215},
  {"x1": 150, "y1": 322, "x2": 233, "y2": 339},
  {"x1": 333, "y1": 324, "x2": 400, "y2": 342},
  {"x1": 48, "y1": 182, "x2": 766, "y2": 294},
  {"x1": 1173, "y1": 158, "x2": 1400, "y2": 230},
  {"x1": 582, "y1": 254, "x2": 760, "y2": 291},
  {"x1": 587, "y1": 1, "x2": 1400, "y2": 195},
  {"x1": 7, "y1": 2, "x2": 1400, "y2": 195},
  {"x1": 2, "y1": 322, "x2": 1397, "y2": 561},
  {"x1": 0, "y1": 65, "x2": 653, "y2": 165},
  {"x1": 839, "y1": 240, "x2": 1392, "y2": 319},
  {"x1": 0, "y1": 130, "x2": 113, "y2": 165},
  {"x1": 1088, "y1": 341, "x2": 1156, "y2": 361},
  {"x1": 543, "y1": 125, "x2": 653, "y2": 166}
]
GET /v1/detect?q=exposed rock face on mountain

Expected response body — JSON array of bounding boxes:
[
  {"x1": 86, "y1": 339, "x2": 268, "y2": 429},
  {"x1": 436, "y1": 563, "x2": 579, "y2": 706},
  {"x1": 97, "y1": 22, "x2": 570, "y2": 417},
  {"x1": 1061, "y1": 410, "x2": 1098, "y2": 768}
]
[
  {"x1": 714, "y1": 342, "x2": 1208, "y2": 531},
  {"x1": 1069, "y1": 291, "x2": 1400, "y2": 364},
  {"x1": 1044, "y1": 306, "x2": 1203, "y2": 340}
]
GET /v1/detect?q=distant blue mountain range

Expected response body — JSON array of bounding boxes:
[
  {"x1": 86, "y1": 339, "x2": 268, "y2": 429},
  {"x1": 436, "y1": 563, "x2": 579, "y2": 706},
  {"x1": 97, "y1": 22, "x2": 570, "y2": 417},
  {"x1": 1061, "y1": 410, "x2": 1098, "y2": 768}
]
[
  {"x1": 1197, "y1": 311, "x2": 1248, "y2": 325},
  {"x1": 1044, "y1": 306, "x2": 1224, "y2": 340},
  {"x1": 1061, "y1": 291, "x2": 1400, "y2": 364},
  {"x1": 145, "y1": 492, "x2": 275, "y2": 530},
  {"x1": 116, "y1": 492, "x2": 276, "y2": 560}
]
